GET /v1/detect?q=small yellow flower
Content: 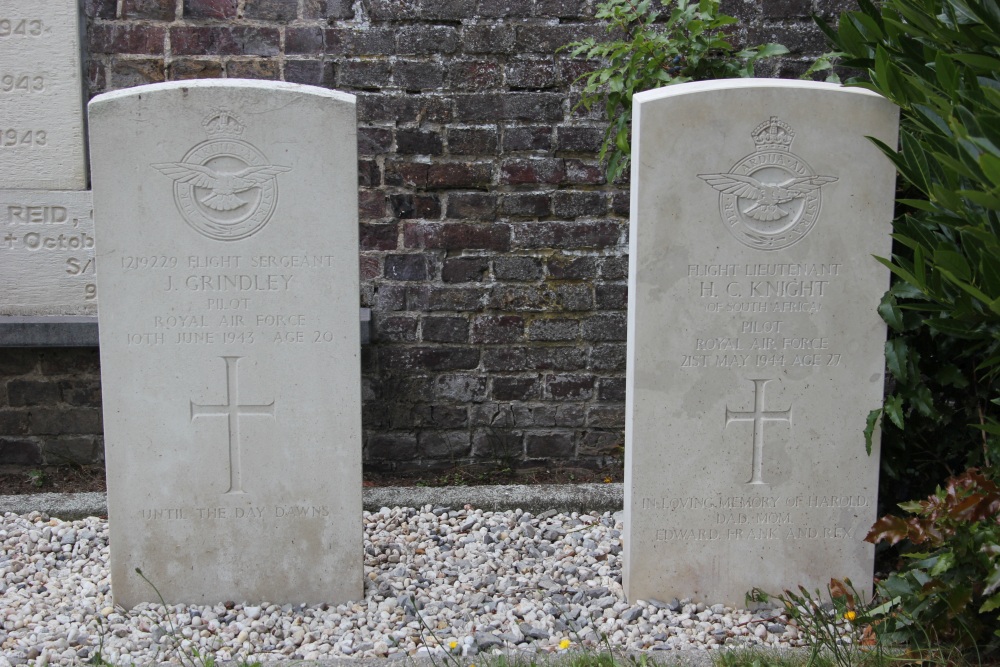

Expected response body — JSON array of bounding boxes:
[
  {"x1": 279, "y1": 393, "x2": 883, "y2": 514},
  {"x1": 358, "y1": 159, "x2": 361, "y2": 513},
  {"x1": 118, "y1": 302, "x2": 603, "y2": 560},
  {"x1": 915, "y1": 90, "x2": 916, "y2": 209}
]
[
  {"x1": 559, "y1": 638, "x2": 571, "y2": 650},
  {"x1": 603, "y1": 477, "x2": 612, "y2": 484},
  {"x1": 844, "y1": 610, "x2": 857, "y2": 622},
  {"x1": 449, "y1": 640, "x2": 458, "y2": 650}
]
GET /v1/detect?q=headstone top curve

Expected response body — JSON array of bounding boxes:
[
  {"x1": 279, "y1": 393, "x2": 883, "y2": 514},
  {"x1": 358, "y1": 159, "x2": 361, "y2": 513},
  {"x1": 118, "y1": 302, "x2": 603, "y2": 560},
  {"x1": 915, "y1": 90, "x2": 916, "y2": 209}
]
[
  {"x1": 88, "y1": 79, "x2": 356, "y2": 110},
  {"x1": 633, "y1": 78, "x2": 888, "y2": 105}
]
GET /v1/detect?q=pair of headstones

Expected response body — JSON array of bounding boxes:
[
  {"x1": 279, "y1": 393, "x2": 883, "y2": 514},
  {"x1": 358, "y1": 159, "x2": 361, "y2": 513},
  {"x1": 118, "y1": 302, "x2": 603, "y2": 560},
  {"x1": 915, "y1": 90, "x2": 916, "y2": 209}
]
[{"x1": 87, "y1": 78, "x2": 896, "y2": 607}]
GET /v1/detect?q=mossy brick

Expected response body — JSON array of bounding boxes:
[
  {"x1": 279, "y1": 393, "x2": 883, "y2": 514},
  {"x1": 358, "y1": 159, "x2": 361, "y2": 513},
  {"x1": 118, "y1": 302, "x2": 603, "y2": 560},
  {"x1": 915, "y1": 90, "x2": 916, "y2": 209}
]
[
  {"x1": 526, "y1": 346, "x2": 587, "y2": 371},
  {"x1": 373, "y1": 316, "x2": 419, "y2": 342},
  {"x1": 227, "y1": 59, "x2": 280, "y2": 80},
  {"x1": 578, "y1": 430, "x2": 621, "y2": 456},
  {"x1": 491, "y1": 376, "x2": 540, "y2": 401},
  {"x1": 397, "y1": 129, "x2": 445, "y2": 156},
  {"x1": 303, "y1": 0, "x2": 356, "y2": 19},
  {"x1": 546, "y1": 255, "x2": 598, "y2": 280},
  {"x1": 413, "y1": 405, "x2": 469, "y2": 428},
  {"x1": 0, "y1": 350, "x2": 38, "y2": 376},
  {"x1": 326, "y1": 28, "x2": 397, "y2": 56},
  {"x1": 494, "y1": 256, "x2": 544, "y2": 282},
  {"x1": 58, "y1": 380, "x2": 102, "y2": 407},
  {"x1": 446, "y1": 192, "x2": 498, "y2": 220},
  {"x1": 447, "y1": 127, "x2": 499, "y2": 155},
  {"x1": 110, "y1": 58, "x2": 166, "y2": 87},
  {"x1": 555, "y1": 404, "x2": 585, "y2": 427},
  {"x1": 358, "y1": 159, "x2": 381, "y2": 187},
  {"x1": 449, "y1": 60, "x2": 505, "y2": 90},
  {"x1": 286, "y1": 27, "x2": 325, "y2": 54},
  {"x1": 763, "y1": 0, "x2": 812, "y2": 19},
  {"x1": 421, "y1": 285, "x2": 487, "y2": 311},
  {"x1": 385, "y1": 254, "x2": 430, "y2": 281},
  {"x1": 286, "y1": 59, "x2": 335, "y2": 87},
  {"x1": 556, "y1": 125, "x2": 605, "y2": 153},
  {"x1": 397, "y1": 25, "x2": 460, "y2": 55},
  {"x1": 461, "y1": 25, "x2": 517, "y2": 54},
  {"x1": 506, "y1": 59, "x2": 558, "y2": 89},
  {"x1": 183, "y1": 0, "x2": 238, "y2": 18},
  {"x1": 366, "y1": 433, "x2": 417, "y2": 460},
  {"x1": 390, "y1": 193, "x2": 441, "y2": 219},
  {"x1": 122, "y1": 0, "x2": 175, "y2": 19},
  {"x1": 525, "y1": 431, "x2": 574, "y2": 458},
  {"x1": 595, "y1": 283, "x2": 628, "y2": 310},
  {"x1": 536, "y1": 0, "x2": 590, "y2": 17},
  {"x1": 502, "y1": 126, "x2": 553, "y2": 152},
  {"x1": 500, "y1": 192, "x2": 551, "y2": 218},
  {"x1": 599, "y1": 256, "x2": 628, "y2": 280},
  {"x1": 471, "y1": 315, "x2": 525, "y2": 344},
  {"x1": 611, "y1": 192, "x2": 630, "y2": 216},
  {"x1": 394, "y1": 60, "x2": 446, "y2": 91},
  {"x1": 482, "y1": 346, "x2": 527, "y2": 372},
  {"x1": 442, "y1": 257, "x2": 490, "y2": 283},
  {"x1": 339, "y1": 59, "x2": 392, "y2": 89},
  {"x1": 43, "y1": 438, "x2": 102, "y2": 465},
  {"x1": 403, "y1": 222, "x2": 511, "y2": 251},
  {"x1": 90, "y1": 25, "x2": 165, "y2": 55},
  {"x1": 422, "y1": 317, "x2": 470, "y2": 343},
  {"x1": 359, "y1": 223, "x2": 398, "y2": 250},
  {"x1": 500, "y1": 158, "x2": 565, "y2": 185},
  {"x1": 84, "y1": 0, "x2": 117, "y2": 19},
  {"x1": 0, "y1": 439, "x2": 42, "y2": 465},
  {"x1": 586, "y1": 405, "x2": 626, "y2": 429},
  {"x1": 503, "y1": 93, "x2": 564, "y2": 122},
  {"x1": 599, "y1": 377, "x2": 625, "y2": 402},
  {"x1": 589, "y1": 343, "x2": 626, "y2": 371},
  {"x1": 418, "y1": 431, "x2": 471, "y2": 458},
  {"x1": 243, "y1": 0, "x2": 298, "y2": 20},
  {"x1": 356, "y1": 187, "x2": 389, "y2": 218},
  {"x1": 514, "y1": 24, "x2": 604, "y2": 52},
  {"x1": 581, "y1": 313, "x2": 626, "y2": 341},
  {"x1": 375, "y1": 284, "x2": 407, "y2": 311},
  {"x1": 170, "y1": 26, "x2": 280, "y2": 56},
  {"x1": 7, "y1": 380, "x2": 61, "y2": 408},
  {"x1": 29, "y1": 408, "x2": 103, "y2": 435},
  {"x1": 378, "y1": 347, "x2": 480, "y2": 372},
  {"x1": 475, "y1": 0, "x2": 533, "y2": 18},
  {"x1": 564, "y1": 158, "x2": 606, "y2": 185},
  {"x1": 487, "y1": 284, "x2": 591, "y2": 312},
  {"x1": 0, "y1": 410, "x2": 29, "y2": 435},
  {"x1": 553, "y1": 191, "x2": 607, "y2": 218},
  {"x1": 527, "y1": 318, "x2": 579, "y2": 341},
  {"x1": 434, "y1": 374, "x2": 489, "y2": 401},
  {"x1": 510, "y1": 221, "x2": 622, "y2": 250},
  {"x1": 546, "y1": 374, "x2": 595, "y2": 399},
  {"x1": 358, "y1": 127, "x2": 393, "y2": 156},
  {"x1": 471, "y1": 429, "x2": 524, "y2": 460},
  {"x1": 169, "y1": 59, "x2": 225, "y2": 80}
]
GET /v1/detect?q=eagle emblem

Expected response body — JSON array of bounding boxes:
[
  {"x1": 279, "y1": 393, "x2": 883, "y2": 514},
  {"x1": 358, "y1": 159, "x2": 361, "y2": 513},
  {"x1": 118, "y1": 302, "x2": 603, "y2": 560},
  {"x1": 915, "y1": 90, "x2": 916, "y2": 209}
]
[
  {"x1": 152, "y1": 163, "x2": 292, "y2": 212},
  {"x1": 699, "y1": 117, "x2": 837, "y2": 250},
  {"x1": 153, "y1": 110, "x2": 291, "y2": 242}
]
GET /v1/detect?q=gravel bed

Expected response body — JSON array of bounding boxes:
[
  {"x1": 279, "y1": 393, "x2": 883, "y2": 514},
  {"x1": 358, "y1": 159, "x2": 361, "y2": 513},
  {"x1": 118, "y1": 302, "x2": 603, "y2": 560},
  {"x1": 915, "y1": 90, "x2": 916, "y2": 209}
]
[{"x1": 1, "y1": 507, "x2": 806, "y2": 665}]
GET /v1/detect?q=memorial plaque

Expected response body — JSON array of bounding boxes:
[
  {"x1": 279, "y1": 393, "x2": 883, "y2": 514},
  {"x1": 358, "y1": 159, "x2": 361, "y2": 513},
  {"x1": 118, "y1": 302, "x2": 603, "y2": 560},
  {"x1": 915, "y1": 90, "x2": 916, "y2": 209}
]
[
  {"x1": 0, "y1": 0, "x2": 87, "y2": 190},
  {"x1": 624, "y1": 80, "x2": 899, "y2": 606},
  {"x1": 0, "y1": 189, "x2": 95, "y2": 315},
  {"x1": 90, "y1": 80, "x2": 362, "y2": 606}
]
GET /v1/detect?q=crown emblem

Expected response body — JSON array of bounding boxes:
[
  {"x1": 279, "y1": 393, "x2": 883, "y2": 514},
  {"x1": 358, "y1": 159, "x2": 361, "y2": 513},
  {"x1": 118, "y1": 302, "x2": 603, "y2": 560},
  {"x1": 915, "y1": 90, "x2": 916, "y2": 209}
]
[
  {"x1": 202, "y1": 110, "x2": 245, "y2": 138},
  {"x1": 751, "y1": 116, "x2": 794, "y2": 151}
]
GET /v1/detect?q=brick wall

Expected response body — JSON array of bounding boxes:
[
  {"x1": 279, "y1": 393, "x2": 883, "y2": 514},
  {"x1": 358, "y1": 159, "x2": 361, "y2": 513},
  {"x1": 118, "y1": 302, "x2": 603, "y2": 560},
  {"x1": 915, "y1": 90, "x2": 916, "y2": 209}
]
[{"x1": 0, "y1": 0, "x2": 851, "y2": 474}]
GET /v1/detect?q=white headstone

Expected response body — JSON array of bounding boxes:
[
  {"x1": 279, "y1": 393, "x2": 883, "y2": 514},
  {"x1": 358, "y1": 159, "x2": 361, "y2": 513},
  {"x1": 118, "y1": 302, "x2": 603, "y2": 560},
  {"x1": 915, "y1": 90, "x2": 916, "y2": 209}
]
[
  {"x1": 624, "y1": 80, "x2": 899, "y2": 606},
  {"x1": 0, "y1": 190, "x2": 95, "y2": 315},
  {"x1": 89, "y1": 80, "x2": 362, "y2": 607},
  {"x1": 0, "y1": 0, "x2": 87, "y2": 190}
]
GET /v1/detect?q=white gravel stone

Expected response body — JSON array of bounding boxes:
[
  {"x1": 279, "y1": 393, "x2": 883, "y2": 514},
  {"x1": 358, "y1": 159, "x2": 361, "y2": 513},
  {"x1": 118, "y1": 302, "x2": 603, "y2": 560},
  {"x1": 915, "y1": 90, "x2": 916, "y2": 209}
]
[{"x1": 0, "y1": 508, "x2": 818, "y2": 665}]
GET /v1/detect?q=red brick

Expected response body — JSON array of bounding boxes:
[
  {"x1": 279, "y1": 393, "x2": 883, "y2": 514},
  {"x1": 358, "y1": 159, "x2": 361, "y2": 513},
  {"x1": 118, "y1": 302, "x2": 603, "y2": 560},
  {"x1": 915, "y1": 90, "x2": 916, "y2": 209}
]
[
  {"x1": 471, "y1": 315, "x2": 525, "y2": 344},
  {"x1": 511, "y1": 221, "x2": 622, "y2": 250},
  {"x1": 169, "y1": 59, "x2": 225, "y2": 80},
  {"x1": 286, "y1": 27, "x2": 325, "y2": 54},
  {"x1": 500, "y1": 158, "x2": 565, "y2": 185},
  {"x1": 183, "y1": 0, "x2": 238, "y2": 18},
  {"x1": 427, "y1": 162, "x2": 493, "y2": 189},
  {"x1": 227, "y1": 59, "x2": 280, "y2": 79},
  {"x1": 244, "y1": 0, "x2": 298, "y2": 20},
  {"x1": 403, "y1": 222, "x2": 510, "y2": 251},
  {"x1": 359, "y1": 223, "x2": 398, "y2": 250},
  {"x1": 90, "y1": 25, "x2": 165, "y2": 55},
  {"x1": 122, "y1": 0, "x2": 175, "y2": 19},
  {"x1": 110, "y1": 58, "x2": 166, "y2": 88},
  {"x1": 170, "y1": 26, "x2": 280, "y2": 57}
]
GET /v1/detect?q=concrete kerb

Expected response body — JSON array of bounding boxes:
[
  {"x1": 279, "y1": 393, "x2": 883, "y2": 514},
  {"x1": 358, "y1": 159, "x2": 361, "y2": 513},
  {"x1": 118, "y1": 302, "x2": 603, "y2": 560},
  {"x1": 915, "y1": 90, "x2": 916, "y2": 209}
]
[{"x1": 0, "y1": 483, "x2": 625, "y2": 520}]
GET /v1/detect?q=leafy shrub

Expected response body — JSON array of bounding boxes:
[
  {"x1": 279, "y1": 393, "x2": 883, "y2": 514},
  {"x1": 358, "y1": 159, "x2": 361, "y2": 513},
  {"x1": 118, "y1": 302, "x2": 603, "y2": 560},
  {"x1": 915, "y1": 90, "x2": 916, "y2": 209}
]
[
  {"x1": 565, "y1": 0, "x2": 786, "y2": 181},
  {"x1": 866, "y1": 468, "x2": 1000, "y2": 653},
  {"x1": 819, "y1": 0, "x2": 1000, "y2": 496}
]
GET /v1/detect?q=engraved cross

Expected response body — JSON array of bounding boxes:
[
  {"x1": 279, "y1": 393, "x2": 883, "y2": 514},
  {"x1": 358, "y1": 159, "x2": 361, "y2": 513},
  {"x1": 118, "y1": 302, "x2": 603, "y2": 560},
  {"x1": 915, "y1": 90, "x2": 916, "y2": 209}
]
[
  {"x1": 725, "y1": 378, "x2": 792, "y2": 485},
  {"x1": 190, "y1": 356, "x2": 274, "y2": 495}
]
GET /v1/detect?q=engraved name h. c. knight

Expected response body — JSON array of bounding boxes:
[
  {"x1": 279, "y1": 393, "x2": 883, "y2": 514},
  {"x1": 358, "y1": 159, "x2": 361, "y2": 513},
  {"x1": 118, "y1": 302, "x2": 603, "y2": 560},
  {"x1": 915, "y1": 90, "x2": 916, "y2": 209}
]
[
  {"x1": 699, "y1": 117, "x2": 837, "y2": 250},
  {"x1": 153, "y1": 110, "x2": 291, "y2": 242}
]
